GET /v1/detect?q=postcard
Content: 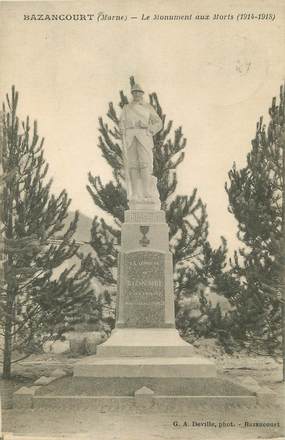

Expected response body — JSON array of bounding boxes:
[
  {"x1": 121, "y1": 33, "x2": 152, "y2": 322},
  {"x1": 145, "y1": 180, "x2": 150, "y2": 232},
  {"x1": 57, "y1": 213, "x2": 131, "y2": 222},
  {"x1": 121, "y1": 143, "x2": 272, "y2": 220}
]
[{"x1": 0, "y1": 1, "x2": 284, "y2": 439}]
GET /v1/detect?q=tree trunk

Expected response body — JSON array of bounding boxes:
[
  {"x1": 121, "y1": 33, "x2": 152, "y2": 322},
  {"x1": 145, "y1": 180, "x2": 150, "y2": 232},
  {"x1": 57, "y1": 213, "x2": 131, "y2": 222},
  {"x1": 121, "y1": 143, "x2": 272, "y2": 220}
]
[
  {"x1": 2, "y1": 293, "x2": 14, "y2": 379},
  {"x1": 3, "y1": 193, "x2": 15, "y2": 380},
  {"x1": 282, "y1": 300, "x2": 285, "y2": 382},
  {"x1": 281, "y1": 134, "x2": 285, "y2": 382}
]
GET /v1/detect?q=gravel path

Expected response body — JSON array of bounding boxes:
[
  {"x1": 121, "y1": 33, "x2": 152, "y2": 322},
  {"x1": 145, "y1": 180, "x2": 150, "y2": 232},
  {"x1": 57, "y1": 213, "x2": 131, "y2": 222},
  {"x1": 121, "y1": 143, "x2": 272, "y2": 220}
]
[{"x1": 2, "y1": 406, "x2": 284, "y2": 440}]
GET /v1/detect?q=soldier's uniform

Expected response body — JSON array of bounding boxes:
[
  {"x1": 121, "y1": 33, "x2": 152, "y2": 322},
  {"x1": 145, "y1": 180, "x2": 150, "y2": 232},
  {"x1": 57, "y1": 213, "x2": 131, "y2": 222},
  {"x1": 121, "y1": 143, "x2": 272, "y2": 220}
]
[{"x1": 119, "y1": 86, "x2": 162, "y2": 172}]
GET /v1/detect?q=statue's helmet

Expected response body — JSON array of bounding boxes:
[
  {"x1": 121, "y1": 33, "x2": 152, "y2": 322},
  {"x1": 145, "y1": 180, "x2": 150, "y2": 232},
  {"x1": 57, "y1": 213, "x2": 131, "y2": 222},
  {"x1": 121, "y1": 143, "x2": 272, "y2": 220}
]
[{"x1": 131, "y1": 83, "x2": 144, "y2": 94}]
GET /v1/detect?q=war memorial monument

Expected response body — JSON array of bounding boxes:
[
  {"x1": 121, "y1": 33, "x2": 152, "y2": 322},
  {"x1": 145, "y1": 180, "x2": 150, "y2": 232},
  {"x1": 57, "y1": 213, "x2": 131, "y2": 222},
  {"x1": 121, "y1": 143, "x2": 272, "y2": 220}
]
[
  {"x1": 13, "y1": 83, "x2": 265, "y2": 412},
  {"x1": 74, "y1": 83, "x2": 216, "y2": 380}
]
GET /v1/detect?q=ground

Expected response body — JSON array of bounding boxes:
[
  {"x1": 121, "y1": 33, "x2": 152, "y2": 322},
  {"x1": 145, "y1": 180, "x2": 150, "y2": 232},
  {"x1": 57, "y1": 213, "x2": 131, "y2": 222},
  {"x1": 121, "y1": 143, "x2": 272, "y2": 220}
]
[{"x1": 1, "y1": 339, "x2": 284, "y2": 440}]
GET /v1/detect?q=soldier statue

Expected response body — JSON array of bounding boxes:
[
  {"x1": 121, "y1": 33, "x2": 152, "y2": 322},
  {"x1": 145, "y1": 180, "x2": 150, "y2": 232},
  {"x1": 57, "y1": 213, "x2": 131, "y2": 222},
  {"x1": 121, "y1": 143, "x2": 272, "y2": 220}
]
[{"x1": 119, "y1": 83, "x2": 162, "y2": 207}]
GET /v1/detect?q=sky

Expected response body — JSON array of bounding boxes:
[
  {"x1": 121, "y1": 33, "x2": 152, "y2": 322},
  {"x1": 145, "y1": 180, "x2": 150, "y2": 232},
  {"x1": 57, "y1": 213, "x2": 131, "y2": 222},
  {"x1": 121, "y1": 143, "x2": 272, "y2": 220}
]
[{"x1": 0, "y1": 0, "x2": 284, "y2": 253}]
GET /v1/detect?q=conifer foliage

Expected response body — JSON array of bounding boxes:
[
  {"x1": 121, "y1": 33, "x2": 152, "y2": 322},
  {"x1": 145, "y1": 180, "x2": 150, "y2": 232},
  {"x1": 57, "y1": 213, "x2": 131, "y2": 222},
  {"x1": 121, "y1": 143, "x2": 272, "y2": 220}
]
[
  {"x1": 226, "y1": 85, "x2": 284, "y2": 369},
  {"x1": 0, "y1": 87, "x2": 92, "y2": 378}
]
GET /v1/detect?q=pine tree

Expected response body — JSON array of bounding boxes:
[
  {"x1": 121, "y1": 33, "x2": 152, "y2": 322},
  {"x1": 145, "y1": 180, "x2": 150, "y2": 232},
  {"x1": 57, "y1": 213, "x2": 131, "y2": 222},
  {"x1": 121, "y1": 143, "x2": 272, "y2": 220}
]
[
  {"x1": 0, "y1": 86, "x2": 93, "y2": 378},
  {"x1": 85, "y1": 76, "x2": 229, "y2": 332},
  {"x1": 226, "y1": 85, "x2": 284, "y2": 373}
]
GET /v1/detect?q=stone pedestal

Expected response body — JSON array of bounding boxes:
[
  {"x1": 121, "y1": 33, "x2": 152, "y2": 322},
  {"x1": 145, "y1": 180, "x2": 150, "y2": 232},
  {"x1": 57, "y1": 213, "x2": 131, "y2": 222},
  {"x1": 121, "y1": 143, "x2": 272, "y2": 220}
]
[
  {"x1": 75, "y1": 208, "x2": 216, "y2": 378},
  {"x1": 116, "y1": 210, "x2": 175, "y2": 329}
]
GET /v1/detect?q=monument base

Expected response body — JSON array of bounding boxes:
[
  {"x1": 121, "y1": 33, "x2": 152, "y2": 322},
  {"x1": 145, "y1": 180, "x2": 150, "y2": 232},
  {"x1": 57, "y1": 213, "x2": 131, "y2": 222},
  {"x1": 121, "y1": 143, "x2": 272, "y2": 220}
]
[
  {"x1": 73, "y1": 356, "x2": 216, "y2": 378},
  {"x1": 74, "y1": 328, "x2": 216, "y2": 378},
  {"x1": 26, "y1": 375, "x2": 259, "y2": 412},
  {"x1": 95, "y1": 328, "x2": 195, "y2": 357}
]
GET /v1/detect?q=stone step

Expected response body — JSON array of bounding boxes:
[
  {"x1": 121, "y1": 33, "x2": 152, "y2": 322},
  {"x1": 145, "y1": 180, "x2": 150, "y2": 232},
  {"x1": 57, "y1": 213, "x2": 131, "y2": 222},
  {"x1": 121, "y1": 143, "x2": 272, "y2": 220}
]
[
  {"x1": 35, "y1": 376, "x2": 255, "y2": 397},
  {"x1": 32, "y1": 394, "x2": 256, "y2": 412},
  {"x1": 15, "y1": 376, "x2": 276, "y2": 411},
  {"x1": 96, "y1": 328, "x2": 195, "y2": 357},
  {"x1": 96, "y1": 345, "x2": 194, "y2": 357},
  {"x1": 73, "y1": 356, "x2": 216, "y2": 378}
]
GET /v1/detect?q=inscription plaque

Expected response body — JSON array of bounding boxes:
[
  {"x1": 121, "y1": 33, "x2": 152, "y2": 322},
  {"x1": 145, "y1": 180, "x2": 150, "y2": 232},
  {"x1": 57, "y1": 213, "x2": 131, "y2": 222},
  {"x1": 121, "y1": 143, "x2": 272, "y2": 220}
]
[{"x1": 123, "y1": 251, "x2": 165, "y2": 327}]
